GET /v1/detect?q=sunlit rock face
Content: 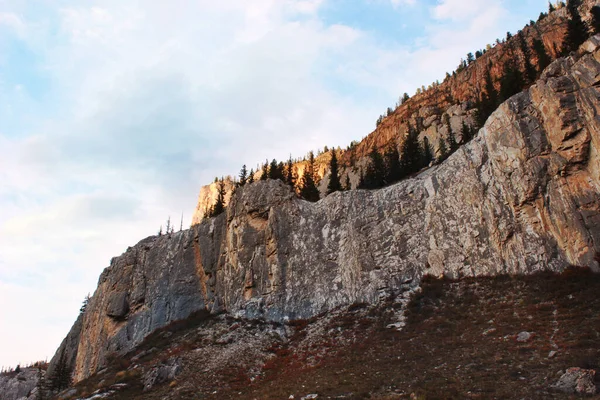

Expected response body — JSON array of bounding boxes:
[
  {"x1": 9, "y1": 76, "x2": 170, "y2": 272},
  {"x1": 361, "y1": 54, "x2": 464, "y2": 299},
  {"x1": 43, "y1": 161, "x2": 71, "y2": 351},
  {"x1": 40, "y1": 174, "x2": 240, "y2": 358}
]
[
  {"x1": 52, "y1": 36, "x2": 600, "y2": 384},
  {"x1": 191, "y1": 4, "x2": 577, "y2": 223}
]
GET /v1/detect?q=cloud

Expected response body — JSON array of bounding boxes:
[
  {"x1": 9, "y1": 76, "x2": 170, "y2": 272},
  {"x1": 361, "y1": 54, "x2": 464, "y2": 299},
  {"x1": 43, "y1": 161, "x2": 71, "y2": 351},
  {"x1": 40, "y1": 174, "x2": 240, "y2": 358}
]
[{"x1": 0, "y1": 12, "x2": 26, "y2": 36}]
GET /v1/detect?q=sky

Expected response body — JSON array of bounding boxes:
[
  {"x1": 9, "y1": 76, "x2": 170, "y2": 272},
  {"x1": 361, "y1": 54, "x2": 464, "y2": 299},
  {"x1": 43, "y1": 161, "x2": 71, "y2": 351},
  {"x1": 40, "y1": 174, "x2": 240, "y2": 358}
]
[{"x1": 0, "y1": 0, "x2": 550, "y2": 368}]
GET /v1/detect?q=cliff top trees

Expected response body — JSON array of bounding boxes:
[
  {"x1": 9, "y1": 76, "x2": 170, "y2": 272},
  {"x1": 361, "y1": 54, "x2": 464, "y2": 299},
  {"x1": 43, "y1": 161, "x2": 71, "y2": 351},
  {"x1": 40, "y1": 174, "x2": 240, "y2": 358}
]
[
  {"x1": 260, "y1": 160, "x2": 269, "y2": 180},
  {"x1": 268, "y1": 159, "x2": 285, "y2": 181},
  {"x1": 285, "y1": 156, "x2": 295, "y2": 189},
  {"x1": 238, "y1": 164, "x2": 248, "y2": 186},
  {"x1": 206, "y1": 178, "x2": 226, "y2": 218},
  {"x1": 384, "y1": 144, "x2": 402, "y2": 184},
  {"x1": 299, "y1": 151, "x2": 320, "y2": 202},
  {"x1": 400, "y1": 127, "x2": 423, "y2": 176},
  {"x1": 327, "y1": 151, "x2": 342, "y2": 194},
  {"x1": 360, "y1": 145, "x2": 386, "y2": 189}
]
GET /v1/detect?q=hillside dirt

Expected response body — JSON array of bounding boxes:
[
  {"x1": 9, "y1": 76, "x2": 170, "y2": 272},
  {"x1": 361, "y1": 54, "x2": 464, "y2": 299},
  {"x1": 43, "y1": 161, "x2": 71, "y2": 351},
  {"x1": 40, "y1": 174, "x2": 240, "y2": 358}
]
[{"x1": 64, "y1": 268, "x2": 600, "y2": 400}]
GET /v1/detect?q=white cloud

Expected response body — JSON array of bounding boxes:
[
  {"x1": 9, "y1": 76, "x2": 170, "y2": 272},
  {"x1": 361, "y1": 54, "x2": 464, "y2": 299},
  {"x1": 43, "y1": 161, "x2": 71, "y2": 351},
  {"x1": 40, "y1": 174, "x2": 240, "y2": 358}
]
[{"x1": 0, "y1": 12, "x2": 26, "y2": 36}]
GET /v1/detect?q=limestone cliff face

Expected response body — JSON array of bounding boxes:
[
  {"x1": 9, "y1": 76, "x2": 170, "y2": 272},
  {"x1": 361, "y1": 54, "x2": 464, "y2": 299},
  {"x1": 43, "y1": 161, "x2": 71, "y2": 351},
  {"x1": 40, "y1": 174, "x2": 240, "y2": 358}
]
[{"x1": 56, "y1": 37, "x2": 600, "y2": 383}]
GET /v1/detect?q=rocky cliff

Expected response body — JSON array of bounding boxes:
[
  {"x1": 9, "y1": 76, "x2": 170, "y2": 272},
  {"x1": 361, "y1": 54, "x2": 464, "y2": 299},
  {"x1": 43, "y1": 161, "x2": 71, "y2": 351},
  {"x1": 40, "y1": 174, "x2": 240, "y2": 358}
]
[
  {"x1": 51, "y1": 35, "x2": 600, "y2": 384},
  {"x1": 191, "y1": 2, "x2": 580, "y2": 224},
  {"x1": 0, "y1": 368, "x2": 42, "y2": 400}
]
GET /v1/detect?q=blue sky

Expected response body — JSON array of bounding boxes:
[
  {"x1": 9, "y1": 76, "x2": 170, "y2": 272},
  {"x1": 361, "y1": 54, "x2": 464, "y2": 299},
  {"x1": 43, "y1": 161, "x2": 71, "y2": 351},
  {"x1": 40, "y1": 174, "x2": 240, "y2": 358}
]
[{"x1": 0, "y1": 0, "x2": 549, "y2": 368}]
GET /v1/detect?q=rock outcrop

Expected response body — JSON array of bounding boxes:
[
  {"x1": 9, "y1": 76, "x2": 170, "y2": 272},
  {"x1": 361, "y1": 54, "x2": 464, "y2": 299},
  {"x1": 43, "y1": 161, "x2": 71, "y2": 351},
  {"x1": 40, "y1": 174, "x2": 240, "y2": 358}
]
[
  {"x1": 0, "y1": 368, "x2": 40, "y2": 400},
  {"x1": 53, "y1": 36, "x2": 600, "y2": 384}
]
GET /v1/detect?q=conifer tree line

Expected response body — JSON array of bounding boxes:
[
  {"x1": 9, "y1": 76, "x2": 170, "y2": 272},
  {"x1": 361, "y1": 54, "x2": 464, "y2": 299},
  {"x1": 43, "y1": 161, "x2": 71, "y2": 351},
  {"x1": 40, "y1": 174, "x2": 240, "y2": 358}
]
[
  {"x1": 202, "y1": 0, "x2": 600, "y2": 216},
  {"x1": 374, "y1": 0, "x2": 599, "y2": 131}
]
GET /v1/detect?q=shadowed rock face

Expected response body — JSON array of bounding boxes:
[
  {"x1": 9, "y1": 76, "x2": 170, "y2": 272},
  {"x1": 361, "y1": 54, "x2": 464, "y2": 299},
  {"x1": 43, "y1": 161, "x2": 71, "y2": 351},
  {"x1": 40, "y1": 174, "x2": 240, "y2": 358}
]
[{"x1": 55, "y1": 36, "x2": 600, "y2": 384}]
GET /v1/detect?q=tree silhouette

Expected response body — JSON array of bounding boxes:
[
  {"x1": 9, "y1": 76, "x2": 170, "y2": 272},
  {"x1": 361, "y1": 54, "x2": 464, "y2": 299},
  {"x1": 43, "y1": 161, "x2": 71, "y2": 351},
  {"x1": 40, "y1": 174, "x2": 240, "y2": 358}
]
[
  {"x1": 517, "y1": 33, "x2": 537, "y2": 83},
  {"x1": 384, "y1": 144, "x2": 402, "y2": 184},
  {"x1": 79, "y1": 294, "x2": 90, "y2": 314},
  {"x1": 438, "y1": 137, "x2": 449, "y2": 163},
  {"x1": 562, "y1": 0, "x2": 588, "y2": 55},
  {"x1": 533, "y1": 39, "x2": 552, "y2": 73},
  {"x1": 477, "y1": 65, "x2": 499, "y2": 127},
  {"x1": 208, "y1": 178, "x2": 226, "y2": 217},
  {"x1": 299, "y1": 152, "x2": 320, "y2": 202},
  {"x1": 238, "y1": 165, "x2": 248, "y2": 186},
  {"x1": 499, "y1": 59, "x2": 525, "y2": 103},
  {"x1": 49, "y1": 348, "x2": 71, "y2": 392},
  {"x1": 461, "y1": 121, "x2": 473, "y2": 143},
  {"x1": 327, "y1": 151, "x2": 342, "y2": 194},
  {"x1": 247, "y1": 169, "x2": 255, "y2": 184},
  {"x1": 260, "y1": 160, "x2": 269, "y2": 180},
  {"x1": 285, "y1": 156, "x2": 296, "y2": 189},
  {"x1": 361, "y1": 146, "x2": 385, "y2": 189},
  {"x1": 35, "y1": 368, "x2": 47, "y2": 400},
  {"x1": 422, "y1": 136, "x2": 434, "y2": 167},
  {"x1": 447, "y1": 126, "x2": 458, "y2": 152},
  {"x1": 344, "y1": 174, "x2": 351, "y2": 191},
  {"x1": 268, "y1": 159, "x2": 284, "y2": 181},
  {"x1": 400, "y1": 127, "x2": 423, "y2": 176}
]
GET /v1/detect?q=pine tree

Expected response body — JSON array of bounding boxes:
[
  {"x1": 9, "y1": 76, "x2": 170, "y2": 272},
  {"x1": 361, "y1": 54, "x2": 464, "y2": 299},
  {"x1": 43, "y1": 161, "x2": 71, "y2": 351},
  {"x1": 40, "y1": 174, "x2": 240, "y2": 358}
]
[
  {"x1": 165, "y1": 216, "x2": 172, "y2": 234},
  {"x1": 438, "y1": 137, "x2": 449, "y2": 163},
  {"x1": 358, "y1": 167, "x2": 365, "y2": 189},
  {"x1": 384, "y1": 144, "x2": 402, "y2": 184},
  {"x1": 562, "y1": 0, "x2": 588, "y2": 55},
  {"x1": 549, "y1": 1, "x2": 556, "y2": 12},
  {"x1": 533, "y1": 39, "x2": 552, "y2": 73},
  {"x1": 208, "y1": 178, "x2": 226, "y2": 217},
  {"x1": 344, "y1": 174, "x2": 351, "y2": 191},
  {"x1": 477, "y1": 66, "x2": 499, "y2": 127},
  {"x1": 517, "y1": 33, "x2": 537, "y2": 83},
  {"x1": 299, "y1": 152, "x2": 320, "y2": 202},
  {"x1": 399, "y1": 128, "x2": 423, "y2": 176},
  {"x1": 238, "y1": 165, "x2": 248, "y2": 186},
  {"x1": 248, "y1": 169, "x2": 255, "y2": 184},
  {"x1": 79, "y1": 294, "x2": 90, "y2": 314},
  {"x1": 260, "y1": 160, "x2": 269, "y2": 180},
  {"x1": 591, "y1": 6, "x2": 600, "y2": 34},
  {"x1": 363, "y1": 146, "x2": 386, "y2": 189},
  {"x1": 447, "y1": 126, "x2": 458, "y2": 152},
  {"x1": 422, "y1": 136, "x2": 434, "y2": 167},
  {"x1": 268, "y1": 159, "x2": 284, "y2": 181},
  {"x1": 285, "y1": 156, "x2": 295, "y2": 189},
  {"x1": 327, "y1": 151, "x2": 342, "y2": 194},
  {"x1": 499, "y1": 59, "x2": 525, "y2": 103},
  {"x1": 49, "y1": 348, "x2": 71, "y2": 392},
  {"x1": 35, "y1": 368, "x2": 47, "y2": 400},
  {"x1": 461, "y1": 121, "x2": 473, "y2": 143}
]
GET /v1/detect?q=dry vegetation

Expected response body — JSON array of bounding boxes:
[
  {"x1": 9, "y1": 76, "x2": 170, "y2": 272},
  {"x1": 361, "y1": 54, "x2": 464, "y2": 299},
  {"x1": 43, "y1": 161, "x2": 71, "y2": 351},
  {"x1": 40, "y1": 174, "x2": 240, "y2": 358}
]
[{"x1": 61, "y1": 267, "x2": 600, "y2": 399}]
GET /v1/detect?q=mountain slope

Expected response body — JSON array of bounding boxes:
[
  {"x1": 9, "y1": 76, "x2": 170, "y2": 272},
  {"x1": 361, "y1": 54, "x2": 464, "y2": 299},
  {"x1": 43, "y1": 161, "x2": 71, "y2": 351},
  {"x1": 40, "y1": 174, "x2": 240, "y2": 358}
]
[{"x1": 45, "y1": 35, "x2": 600, "y2": 389}]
